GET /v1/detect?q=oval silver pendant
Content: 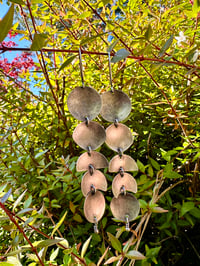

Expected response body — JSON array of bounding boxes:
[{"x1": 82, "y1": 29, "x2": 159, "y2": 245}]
[
  {"x1": 110, "y1": 193, "x2": 140, "y2": 222},
  {"x1": 100, "y1": 90, "x2": 131, "y2": 122},
  {"x1": 67, "y1": 86, "x2": 101, "y2": 121},
  {"x1": 73, "y1": 121, "x2": 106, "y2": 150},
  {"x1": 84, "y1": 190, "x2": 105, "y2": 223},
  {"x1": 81, "y1": 170, "x2": 107, "y2": 197},
  {"x1": 105, "y1": 123, "x2": 133, "y2": 152}
]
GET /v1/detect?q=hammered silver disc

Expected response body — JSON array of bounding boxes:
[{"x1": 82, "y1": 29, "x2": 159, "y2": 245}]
[
  {"x1": 109, "y1": 154, "x2": 138, "y2": 172},
  {"x1": 110, "y1": 193, "x2": 140, "y2": 222},
  {"x1": 76, "y1": 151, "x2": 108, "y2": 172},
  {"x1": 73, "y1": 121, "x2": 106, "y2": 150},
  {"x1": 84, "y1": 190, "x2": 105, "y2": 223},
  {"x1": 100, "y1": 90, "x2": 131, "y2": 122},
  {"x1": 105, "y1": 123, "x2": 133, "y2": 152},
  {"x1": 67, "y1": 86, "x2": 101, "y2": 121},
  {"x1": 112, "y1": 173, "x2": 137, "y2": 198},
  {"x1": 81, "y1": 170, "x2": 107, "y2": 197}
]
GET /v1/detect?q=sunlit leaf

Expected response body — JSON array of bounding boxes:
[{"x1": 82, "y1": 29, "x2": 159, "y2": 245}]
[
  {"x1": 51, "y1": 210, "x2": 68, "y2": 237},
  {"x1": 104, "y1": 256, "x2": 121, "y2": 264},
  {"x1": 13, "y1": 189, "x2": 27, "y2": 212},
  {"x1": 58, "y1": 55, "x2": 77, "y2": 72},
  {"x1": 81, "y1": 235, "x2": 92, "y2": 258},
  {"x1": 30, "y1": 33, "x2": 48, "y2": 51}
]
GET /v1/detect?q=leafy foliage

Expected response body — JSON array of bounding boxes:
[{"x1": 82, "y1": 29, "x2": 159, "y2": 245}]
[{"x1": 0, "y1": 0, "x2": 200, "y2": 265}]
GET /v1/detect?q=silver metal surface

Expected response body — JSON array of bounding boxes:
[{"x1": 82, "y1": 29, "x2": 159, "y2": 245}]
[
  {"x1": 112, "y1": 172, "x2": 137, "y2": 198},
  {"x1": 73, "y1": 121, "x2": 106, "y2": 150},
  {"x1": 84, "y1": 190, "x2": 105, "y2": 223},
  {"x1": 109, "y1": 154, "x2": 138, "y2": 172},
  {"x1": 100, "y1": 90, "x2": 131, "y2": 122},
  {"x1": 105, "y1": 123, "x2": 133, "y2": 152},
  {"x1": 67, "y1": 86, "x2": 102, "y2": 121},
  {"x1": 76, "y1": 151, "x2": 108, "y2": 172},
  {"x1": 110, "y1": 193, "x2": 140, "y2": 222},
  {"x1": 81, "y1": 170, "x2": 107, "y2": 197}
]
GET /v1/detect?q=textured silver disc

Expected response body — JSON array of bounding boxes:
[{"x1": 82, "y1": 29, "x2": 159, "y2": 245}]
[
  {"x1": 84, "y1": 191, "x2": 105, "y2": 223},
  {"x1": 73, "y1": 121, "x2": 106, "y2": 150},
  {"x1": 105, "y1": 123, "x2": 133, "y2": 152},
  {"x1": 81, "y1": 170, "x2": 107, "y2": 197},
  {"x1": 110, "y1": 193, "x2": 140, "y2": 222},
  {"x1": 100, "y1": 90, "x2": 131, "y2": 122},
  {"x1": 112, "y1": 173, "x2": 137, "y2": 198},
  {"x1": 109, "y1": 154, "x2": 138, "y2": 172},
  {"x1": 67, "y1": 86, "x2": 101, "y2": 121},
  {"x1": 76, "y1": 151, "x2": 108, "y2": 172}
]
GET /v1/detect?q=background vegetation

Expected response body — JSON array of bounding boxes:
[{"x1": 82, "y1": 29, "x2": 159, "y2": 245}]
[{"x1": 0, "y1": 0, "x2": 200, "y2": 265}]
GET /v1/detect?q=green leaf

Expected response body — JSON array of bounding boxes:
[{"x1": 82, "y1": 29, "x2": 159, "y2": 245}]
[
  {"x1": 107, "y1": 232, "x2": 122, "y2": 252},
  {"x1": 81, "y1": 235, "x2": 92, "y2": 258},
  {"x1": 144, "y1": 24, "x2": 152, "y2": 40},
  {"x1": 159, "y1": 35, "x2": 174, "y2": 57},
  {"x1": 0, "y1": 4, "x2": 14, "y2": 42},
  {"x1": 137, "y1": 159, "x2": 145, "y2": 172},
  {"x1": 125, "y1": 250, "x2": 146, "y2": 260},
  {"x1": 149, "y1": 157, "x2": 160, "y2": 170},
  {"x1": 30, "y1": 33, "x2": 48, "y2": 51},
  {"x1": 4, "y1": 248, "x2": 29, "y2": 257},
  {"x1": 51, "y1": 210, "x2": 68, "y2": 237},
  {"x1": 0, "y1": 188, "x2": 12, "y2": 203},
  {"x1": 111, "y1": 48, "x2": 130, "y2": 63},
  {"x1": 36, "y1": 238, "x2": 63, "y2": 248},
  {"x1": 193, "y1": 0, "x2": 200, "y2": 15},
  {"x1": 58, "y1": 55, "x2": 77, "y2": 72},
  {"x1": 180, "y1": 202, "x2": 195, "y2": 217},
  {"x1": 13, "y1": 189, "x2": 27, "y2": 212},
  {"x1": 107, "y1": 39, "x2": 119, "y2": 53},
  {"x1": 24, "y1": 195, "x2": 32, "y2": 209},
  {"x1": 80, "y1": 32, "x2": 109, "y2": 45}
]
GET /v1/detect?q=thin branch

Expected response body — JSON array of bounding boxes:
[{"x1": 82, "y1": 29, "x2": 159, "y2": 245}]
[{"x1": 0, "y1": 202, "x2": 44, "y2": 266}]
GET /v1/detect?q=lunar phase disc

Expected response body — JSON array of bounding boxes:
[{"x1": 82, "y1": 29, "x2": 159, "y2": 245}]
[
  {"x1": 73, "y1": 121, "x2": 106, "y2": 150},
  {"x1": 105, "y1": 123, "x2": 133, "y2": 152},
  {"x1": 81, "y1": 170, "x2": 107, "y2": 197},
  {"x1": 112, "y1": 173, "x2": 137, "y2": 198},
  {"x1": 67, "y1": 86, "x2": 101, "y2": 121},
  {"x1": 84, "y1": 191, "x2": 105, "y2": 223},
  {"x1": 109, "y1": 154, "x2": 138, "y2": 173},
  {"x1": 110, "y1": 193, "x2": 140, "y2": 222},
  {"x1": 76, "y1": 151, "x2": 108, "y2": 172},
  {"x1": 100, "y1": 90, "x2": 131, "y2": 122}
]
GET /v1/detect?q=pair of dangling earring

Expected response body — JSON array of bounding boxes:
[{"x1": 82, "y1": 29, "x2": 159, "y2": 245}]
[{"x1": 66, "y1": 49, "x2": 140, "y2": 232}]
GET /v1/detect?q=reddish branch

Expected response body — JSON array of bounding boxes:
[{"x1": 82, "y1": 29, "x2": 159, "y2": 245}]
[{"x1": 0, "y1": 46, "x2": 199, "y2": 70}]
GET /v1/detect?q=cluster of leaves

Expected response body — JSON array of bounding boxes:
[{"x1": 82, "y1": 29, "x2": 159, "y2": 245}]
[{"x1": 0, "y1": 0, "x2": 200, "y2": 265}]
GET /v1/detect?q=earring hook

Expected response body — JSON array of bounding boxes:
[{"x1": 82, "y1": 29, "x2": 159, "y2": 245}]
[
  {"x1": 79, "y1": 47, "x2": 85, "y2": 88},
  {"x1": 108, "y1": 52, "x2": 114, "y2": 92}
]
